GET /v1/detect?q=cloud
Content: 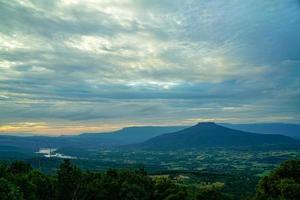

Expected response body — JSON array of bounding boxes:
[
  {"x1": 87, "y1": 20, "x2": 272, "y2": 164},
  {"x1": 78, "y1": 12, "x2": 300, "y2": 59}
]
[{"x1": 0, "y1": 0, "x2": 300, "y2": 134}]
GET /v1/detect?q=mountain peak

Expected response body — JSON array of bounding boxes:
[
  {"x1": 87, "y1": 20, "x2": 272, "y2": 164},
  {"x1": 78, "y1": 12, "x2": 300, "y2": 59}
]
[
  {"x1": 196, "y1": 122, "x2": 216, "y2": 126},
  {"x1": 193, "y1": 122, "x2": 219, "y2": 129}
]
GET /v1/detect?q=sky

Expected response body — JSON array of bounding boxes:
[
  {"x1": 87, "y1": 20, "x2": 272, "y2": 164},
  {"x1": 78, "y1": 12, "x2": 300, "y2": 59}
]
[{"x1": 0, "y1": 0, "x2": 300, "y2": 135}]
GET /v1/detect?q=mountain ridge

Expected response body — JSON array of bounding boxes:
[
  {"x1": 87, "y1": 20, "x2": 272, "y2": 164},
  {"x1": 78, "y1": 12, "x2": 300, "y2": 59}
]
[
  {"x1": 0, "y1": 126, "x2": 187, "y2": 152},
  {"x1": 221, "y1": 123, "x2": 300, "y2": 139}
]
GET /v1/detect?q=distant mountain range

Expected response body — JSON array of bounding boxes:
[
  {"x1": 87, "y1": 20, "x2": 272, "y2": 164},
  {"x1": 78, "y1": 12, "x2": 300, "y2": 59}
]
[
  {"x1": 0, "y1": 126, "x2": 186, "y2": 152},
  {"x1": 0, "y1": 122, "x2": 299, "y2": 154},
  {"x1": 221, "y1": 123, "x2": 300, "y2": 139},
  {"x1": 137, "y1": 122, "x2": 299, "y2": 150},
  {"x1": 80, "y1": 126, "x2": 187, "y2": 144}
]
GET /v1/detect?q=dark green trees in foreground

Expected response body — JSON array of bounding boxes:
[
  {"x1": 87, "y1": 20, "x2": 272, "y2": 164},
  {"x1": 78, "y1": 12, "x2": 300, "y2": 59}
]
[
  {"x1": 0, "y1": 160, "x2": 189, "y2": 200},
  {"x1": 0, "y1": 159, "x2": 299, "y2": 200},
  {"x1": 255, "y1": 160, "x2": 300, "y2": 200}
]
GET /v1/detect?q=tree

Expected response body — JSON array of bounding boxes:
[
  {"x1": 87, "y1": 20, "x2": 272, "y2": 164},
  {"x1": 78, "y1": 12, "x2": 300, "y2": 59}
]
[
  {"x1": 56, "y1": 159, "x2": 84, "y2": 200},
  {"x1": 255, "y1": 159, "x2": 300, "y2": 200},
  {"x1": 196, "y1": 187, "x2": 231, "y2": 200},
  {"x1": 0, "y1": 163, "x2": 8, "y2": 178},
  {"x1": 13, "y1": 174, "x2": 36, "y2": 200},
  {"x1": 0, "y1": 178, "x2": 23, "y2": 200},
  {"x1": 118, "y1": 169, "x2": 154, "y2": 200},
  {"x1": 29, "y1": 170, "x2": 55, "y2": 200},
  {"x1": 153, "y1": 177, "x2": 189, "y2": 200},
  {"x1": 9, "y1": 161, "x2": 32, "y2": 174}
]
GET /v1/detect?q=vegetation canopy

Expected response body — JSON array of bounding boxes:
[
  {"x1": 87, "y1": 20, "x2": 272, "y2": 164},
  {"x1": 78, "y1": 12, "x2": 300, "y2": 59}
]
[{"x1": 0, "y1": 159, "x2": 299, "y2": 200}]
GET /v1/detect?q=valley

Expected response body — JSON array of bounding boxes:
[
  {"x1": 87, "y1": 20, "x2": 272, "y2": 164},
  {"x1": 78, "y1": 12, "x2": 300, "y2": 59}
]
[
  {"x1": 3, "y1": 146, "x2": 299, "y2": 199},
  {"x1": 1, "y1": 122, "x2": 299, "y2": 199}
]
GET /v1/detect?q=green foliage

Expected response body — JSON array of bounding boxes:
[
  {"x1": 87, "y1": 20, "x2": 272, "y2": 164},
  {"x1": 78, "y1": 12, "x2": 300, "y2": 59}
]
[
  {"x1": 153, "y1": 177, "x2": 189, "y2": 200},
  {"x1": 196, "y1": 187, "x2": 231, "y2": 200},
  {"x1": 29, "y1": 170, "x2": 55, "y2": 200},
  {"x1": 0, "y1": 178, "x2": 22, "y2": 200},
  {"x1": 56, "y1": 159, "x2": 84, "y2": 200},
  {"x1": 9, "y1": 161, "x2": 32, "y2": 174},
  {"x1": 0, "y1": 160, "x2": 191, "y2": 200},
  {"x1": 255, "y1": 159, "x2": 300, "y2": 200},
  {"x1": 0, "y1": 159, "x2": 298, "y2": 200}
]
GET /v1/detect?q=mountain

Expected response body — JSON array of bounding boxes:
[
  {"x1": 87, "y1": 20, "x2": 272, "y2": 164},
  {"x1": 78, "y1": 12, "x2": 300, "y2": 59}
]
[
  {"x1": 0, "y1": 126, "x2": 187, "y2": 152},
  {"x1": 1, "y1": 123, "x2": 298, "y2": 153},
  {"x1": 220, "y1": 123, "x2": 300, "y2": 139},
  {"x1": 79, "y1": 126, "x2": 187, "y2": 144},
  {"x1": 138, "y1": 122, "x2": 299, "y2": 150}
]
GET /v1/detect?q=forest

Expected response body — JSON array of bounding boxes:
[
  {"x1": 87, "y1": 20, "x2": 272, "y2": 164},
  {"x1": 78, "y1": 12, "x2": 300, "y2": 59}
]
[{"x1": 0, "y1": 159, "x2": 299, "y2": 200}]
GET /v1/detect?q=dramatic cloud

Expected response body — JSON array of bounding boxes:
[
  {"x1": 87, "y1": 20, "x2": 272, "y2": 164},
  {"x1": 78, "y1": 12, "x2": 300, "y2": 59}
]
[{"x1": 0, "y1": 0, "x2": 300, "y2": 134}]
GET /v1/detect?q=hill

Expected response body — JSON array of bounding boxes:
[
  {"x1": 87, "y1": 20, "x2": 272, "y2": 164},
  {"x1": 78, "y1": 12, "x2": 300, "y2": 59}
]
[{"x1": 138, "y1": 122, "x2": 299, "y2": 150}]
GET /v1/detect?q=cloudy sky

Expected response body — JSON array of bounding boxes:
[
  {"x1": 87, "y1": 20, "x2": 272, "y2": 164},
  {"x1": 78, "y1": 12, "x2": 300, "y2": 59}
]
[{"x1": 0, "y1": 0, "x2": 300, "y2": 135}]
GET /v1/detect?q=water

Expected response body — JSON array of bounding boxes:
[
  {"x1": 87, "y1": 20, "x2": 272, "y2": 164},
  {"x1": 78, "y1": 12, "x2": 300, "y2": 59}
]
[{"x1": 36, "y1": 148, "x2": 76, "y2": 159}]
